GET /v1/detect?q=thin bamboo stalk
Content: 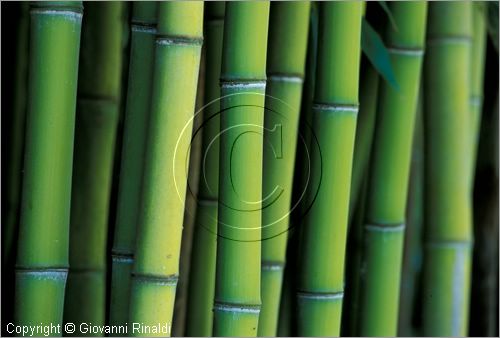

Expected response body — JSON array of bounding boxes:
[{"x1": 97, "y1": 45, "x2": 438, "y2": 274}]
[
  {"x1": 341, "y1": 61, "x2": 380, "y2": 337},
  {"x1": 109, "y1": 2, "x2": 157, "y2": 329},
  {"x1": 422, "y1": 2, "x2": 473, "y2": 336},
  {"x1": 62, "y1": 3, "x2": 124, "y2": 334},
  {"x1": 185, "y1": 3, "x2": 224, "y2": 336},
  {"x1": 213, "y1": 2, "x2": 270, "y2": 336},
  {"x1": 469, "y1": 4, "x2": 487, "y2": 181},
  {"x1": 128, "y1": 3, "x2": 203, "y2": 336},
  {"x1": 15, "y1": 1, "x2": 82, "y2": 329},
  {"x1": 296, "y1": 2, "x2": 362, "y2": 336},
  {"x1": 358, "y1": 2, "x2": 427, "y2": 336},
  {"x1": 259, "y1": 3, "x2": 310, "y2": 336},
  {"x1": 2, "y1": 3, "x2": 29, "y2": 330}
]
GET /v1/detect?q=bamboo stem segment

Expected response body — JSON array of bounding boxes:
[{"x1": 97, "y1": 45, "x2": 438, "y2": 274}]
[
  {"x1": 422, "y1": 3, "x2": 473, "y2": 336},
  {"x1": 259, "y1": 3, "x2": 310, "y2": 336},
  {"x1": 128, "y1": 3, "x2": 203, "y2": 336},
  {"x1": 297, "y1": 3, "x2": 362, "y2": 336},
  {"x1": 213, "y1": 2, "x2": 270, "y2": 336},
  {"x1": 357, "y1": 2, "x2": 427, "y2": 336},
  {"x1": 185, "y1": 3, "x2": 224, "y2": 336},
  {"x1": 63, "y1": 3, "x2": 125, "y2": 333},
  {"x1": 109, "y1": 2, "x2": 157, "y2": 329},
  {"x1": 15, "y1": 1, "x2": 82, "y2": 330}
]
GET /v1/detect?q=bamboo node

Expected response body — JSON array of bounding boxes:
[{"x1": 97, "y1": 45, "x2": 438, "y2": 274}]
[
  {"x1": 364, "y1": 223, "x2": 405, "y2": 232},
  {"x1": 312, "y1": 103, "x2": 359, "y2": 115},
  {"x1": 267, "y1": 73, "x2": 304, "y2": 83},
  {"x1": 131, "y1": 24, "x2": 157, "y2": 34},
  {"x1": 213, "y1": 301, "x2": 261, "y2": 314},
  {"x1": 297, "y1": 290, "x2": 344, "y2": 300},
  {"x1": 156, "y1": 35, "x2": 203, "y2": 46},
  {"x1": 261, "y1": 261, "x2": 285, "y2": 271},
  {"x1": 220, "y1": 79, "x2": 267, "y2": 89},
  {"x1": 132, "y1": 273, "x2": 178, "y2": 286}
]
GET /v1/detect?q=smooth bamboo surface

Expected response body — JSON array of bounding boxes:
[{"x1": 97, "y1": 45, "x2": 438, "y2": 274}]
[
  {"x1": 15, "y1": 1, "x2": 82, "y2": 331},
  {"x1": 109, "y1": 2, "x2": 157, "y2": 330},
  {"x1": 128, "y1": 3, "x2": 203, "y2": 336}
]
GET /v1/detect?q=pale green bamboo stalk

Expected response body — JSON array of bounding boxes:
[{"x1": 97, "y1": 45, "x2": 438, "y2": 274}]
[
  {"x1": 62, "y1": 3, "x2": 124, "y2": 334},
  {"x1": 128, "y1": 3, "x2": 203, "y2": 336},
  {"x1": 259, "y1": 3, "x2": 310, "y2": 336},
  {"x1": 213, "y1": 2, "x2": 270, "y2": 336},
  {"x1": 109, "y1": 2, "x2": 157, "y2": 330},
  {"x1": 422, "y1": 3, "x2": 473, "y2": 336},
  {"x1": 15, "y1": 1, "x2": 82, "y2": 331},
  {"x1": 185, "y1": 3, "x2": 224, "y2": 336},
  {"x1": 297, "y1": 2, "x2": 362, "y2": 336},
  {"x1": 358, "y1": 3, "x2": 427, "y2": 336}
]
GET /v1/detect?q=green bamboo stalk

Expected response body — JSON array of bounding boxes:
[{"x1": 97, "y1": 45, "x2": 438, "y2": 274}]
[
  {"x1": 14, "y1": 1, "x2": 82, "y2": 330},
  {"x1": 347, "y1": 63, "x2": 380, "y2": 223},
  {"x1": 296, "y1": 3, "x2": 362, "y2": 336},
  {"x1": 185, "y1": 3, "x2": 224, "y2": 336},
  {"x1": 109, "y1": 2, "x2": 157, "y2": 329},
  {"x1": 341, "y1": 61, "x2": 380, "y2": 337},
  {"x1": 62, "y1": 3, "x2": 124, "y2": 333},
  {"x1": 422, "y1": 3, "x2": 473, "y2": 336},
  {"x1": 357, "y1": 3, "x2": 427, "y2": 336},
  {"x1": 213, "y1": 2, "x2": 270, "y2": 336},
  {"x1": 397, "y1": 92, "x2": 424, "y2": 337},
  {"x1": 259, "y1": 3, "x2": 310, "y2": 336},
  {"x1": 469, "y1": 3, "x2": 487, "y2": 181},
  {"x1": 128, "y1": 3, "x2": 203, "y2": 336},
  {"x1": 3, "y1": 2, "x2": 29, "y2": 269},
  {"x1": 2, "y1": 3, "x2": 29, "y2": 330}
]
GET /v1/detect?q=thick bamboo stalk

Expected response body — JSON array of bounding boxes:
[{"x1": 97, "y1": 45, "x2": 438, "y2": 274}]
[
  {"x1": 341, "y1": 61, "x2": 380, "y2": 337},
  {"x1": 259, "y1": 3, "x2": 310, "y2": 336},
  {"x1": 422, "y1": 3, "x2": 473, "y2": 336},
  {"x1": 213, "y1": 2, "x2": 270, "y2": 336},
  {"x1": 109, "y1": 2, "x2": 157, "y2": 329},
  {"x1": 185, "y1": 3, "x2": 224, "y2": 337},
  {"x1": 296, "y1": 3, "x2": 362, "y2": 336},
  {"x1": 357, "y1": 2, "x2": 427, "y2": 336},
  {"x1": 128, "y1": 3, "x2": 203, "y2": 336},
  {"x1": 15, "y1": 1, "x2": 82, "y2": 330},
  {"x1": 63, "y1": 4, "x2": 124, "y2": 333}
]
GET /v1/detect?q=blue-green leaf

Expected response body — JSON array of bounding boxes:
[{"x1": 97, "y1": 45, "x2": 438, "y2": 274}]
[{"x1": 361, "y1": 18, "x2": 399, "y2": 89}]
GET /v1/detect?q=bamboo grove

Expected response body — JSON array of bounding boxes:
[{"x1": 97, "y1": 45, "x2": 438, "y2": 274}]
[{"x1": 1, "y1": 1, "x2": 499, "y2": 337}]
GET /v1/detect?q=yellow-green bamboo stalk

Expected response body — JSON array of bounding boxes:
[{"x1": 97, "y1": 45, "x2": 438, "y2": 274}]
[
  {"x1": 297, "y1": 2, "x2": 362, "y2": 336},
  {"x1": 63, "y1": 4, "x2": 124, "y2": 333},
  {"x1": 213, "y1": 2, "x2": 270, "y2": 336},
  {"x1": 358, "y1": 2, "x2": 427, "y2": 336},
  {"x1": 15, "y1": 1, "x2": 82, "y2": 331},
  {"x1": 259, "y1": 2, "x2": 310, "y2": 336},
  {"x1": 128, "y1": 3, "x2": 203, "y2": 336},
  {"x1": 109, "y1": 2, "x2": 157, "y2": 329},
  {"x1": 422, "y1": 3, "x2": 473, "y2": 336},
  {"x1": 185, "y1": 3, "x2": 224, "y2": 336}
]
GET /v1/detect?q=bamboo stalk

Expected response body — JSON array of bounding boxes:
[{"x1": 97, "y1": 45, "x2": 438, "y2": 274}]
[
  {"x1": 422, "y1": 3, "x2": 473, "y2": 336},
  {"x1": 213, "y1": 2, "x2": 270, "y2": 336},
  {"x1": 109, "y1": 2, "x2": 157, "y2": 329},
  {"x1": 341, "y1": 61, "x2": 380, "y2": 337},
  {"x1": 128, "y1": 3, "x2": 203, "y2": 336},
  {"x1": 469, "y1": 4, "x2": 487, "y2": 181},
  {"x1": 15, "y1": 1, "x2": 82, "y2": 330},
  {"x1": 62, "y1": 3, "x2": 124, "y2": 334},
  {"x1": 185, "y1": 3, "x2": 224, "y2": 336},
  {"x1": 2, "y1": 3, "x2": 29, "y2": 330},
  {"x1": 357, "y1": 2, "x2": 427, "y2": 336},
  {"x1": 296, "y1": 2, "x2": 362, "y2": 336},
  {"x1": 259, "y1": 3, "x2": 310, "y2": 336}
]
